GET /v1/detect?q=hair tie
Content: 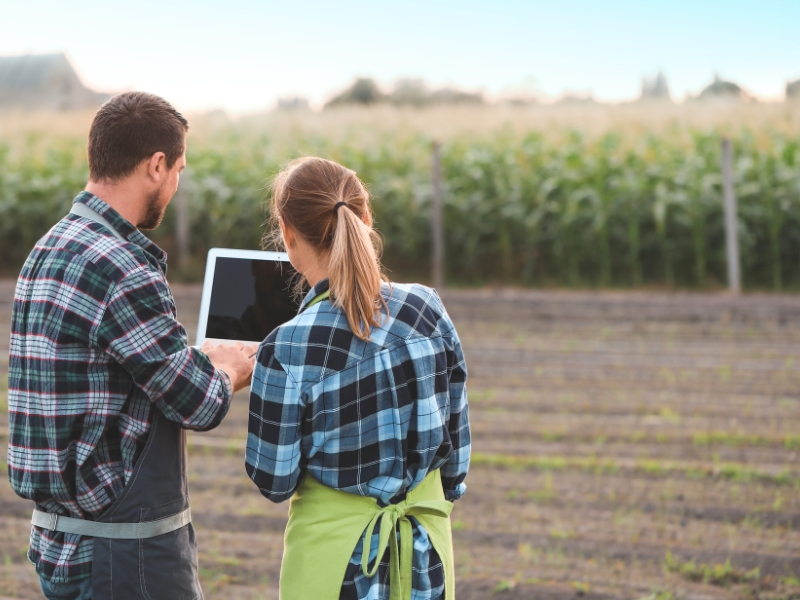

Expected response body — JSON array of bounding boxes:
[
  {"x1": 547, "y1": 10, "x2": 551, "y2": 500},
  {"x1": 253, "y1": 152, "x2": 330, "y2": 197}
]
[{"x1": 333, "y1": 201, "x2": 347, "y2": 214}]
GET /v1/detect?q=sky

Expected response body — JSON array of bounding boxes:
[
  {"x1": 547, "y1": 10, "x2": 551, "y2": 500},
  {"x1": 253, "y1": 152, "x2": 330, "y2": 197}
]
[{"x1": 2, "y1": 0, "x2": 799, "y2": 113}]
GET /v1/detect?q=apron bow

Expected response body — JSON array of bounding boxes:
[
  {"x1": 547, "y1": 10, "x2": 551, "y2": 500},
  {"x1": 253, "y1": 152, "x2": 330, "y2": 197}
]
[{"x1": 361, "y1": 499, "x2": 453, "y2": 600}]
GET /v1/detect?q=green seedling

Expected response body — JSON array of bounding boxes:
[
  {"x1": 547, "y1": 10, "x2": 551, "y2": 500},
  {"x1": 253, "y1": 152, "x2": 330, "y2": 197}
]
[
  {"x1": 638, "y1": 591, "x2": 674, "y2": 600},
  {"x1": 528, "y1": 472, "x2": 558, "y2": 502},
  {"x1": 469, "y1": 389, "x2": 496, "y2": 404},
  {"x1": 665, "y1": 551, "x2": 760, "y2": 587},
  {"x1": 541, "y1": 430, "x2": 565, "y2": 442},
  {"x1": 198, "y1": 567, "x2": 234, "y2": 591},
  {"x1": 659, "y1": 407, "x2": 680, "y2": 423},
  {"x1": 785, "y1": 435, "x2": 800, "y2": 450},
  {"x1": 492, "y1": 578, "x2": 516, "y2": 593},
  {"x1": 472, "y1": 452, "x2": 798, "y2": 485},
  {"x1": 571, "y1": 581, "x2": 591, "y2": 593},
  {"x1": 548, "y1": 529, "x2": 576, "y2": 540},
  {"x1": 779, "y1": 398, "x2": 798, "y2": 409}
]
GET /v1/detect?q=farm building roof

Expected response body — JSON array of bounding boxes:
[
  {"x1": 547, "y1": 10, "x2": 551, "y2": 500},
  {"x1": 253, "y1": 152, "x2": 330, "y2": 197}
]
[
  {"x1": 0, "y1": 53, "x2": 109, "y2": 110},
  {"x1": 0, "y1": 54, "x2": 70, "y2": 88}
]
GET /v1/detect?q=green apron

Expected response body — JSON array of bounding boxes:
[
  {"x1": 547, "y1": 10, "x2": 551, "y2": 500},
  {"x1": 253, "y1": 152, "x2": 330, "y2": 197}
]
[{"x1": 280, "y1": 469, "x2": 454, "y2": 600}]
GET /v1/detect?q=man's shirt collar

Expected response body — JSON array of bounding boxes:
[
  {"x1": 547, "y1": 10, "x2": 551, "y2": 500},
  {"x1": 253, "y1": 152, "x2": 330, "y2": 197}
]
[{"x1": 73, "y1": 191, "x2": 168, "y2": 267}]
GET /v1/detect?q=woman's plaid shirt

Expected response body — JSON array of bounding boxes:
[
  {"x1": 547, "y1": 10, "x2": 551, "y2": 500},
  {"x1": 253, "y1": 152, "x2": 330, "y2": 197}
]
[
  {"x1": 7, "y1": 193, "x2": 232, "y2": 583},
  {"x1": 246, "y1": 279, "x2": 470, "y2": 599}
]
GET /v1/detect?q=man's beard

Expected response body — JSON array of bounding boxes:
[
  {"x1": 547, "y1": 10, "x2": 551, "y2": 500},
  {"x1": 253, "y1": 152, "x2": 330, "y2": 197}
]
[{"x1": 138, "y1": 188, "x2": 168, "y2": 231}]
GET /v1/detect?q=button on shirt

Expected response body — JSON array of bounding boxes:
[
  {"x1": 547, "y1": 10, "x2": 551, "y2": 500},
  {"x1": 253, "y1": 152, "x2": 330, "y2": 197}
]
[
  {"x1": 7, "y1": 192, "x2": 232, "y2": 583},
  {"x1": 246, "y1": 280, "x2": 470, "y2": 600}
]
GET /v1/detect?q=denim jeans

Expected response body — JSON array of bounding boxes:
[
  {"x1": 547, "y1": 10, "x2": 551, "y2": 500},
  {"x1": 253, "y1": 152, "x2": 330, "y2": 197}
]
[{"x1": 39, "y1": 575, "x2": 92, "y2": 600}]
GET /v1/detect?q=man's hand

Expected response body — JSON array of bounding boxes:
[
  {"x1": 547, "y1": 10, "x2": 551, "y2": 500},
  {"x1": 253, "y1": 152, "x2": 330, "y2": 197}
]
[{"x1": 202, "y1": 341, "x2": 258, "y2": 393}]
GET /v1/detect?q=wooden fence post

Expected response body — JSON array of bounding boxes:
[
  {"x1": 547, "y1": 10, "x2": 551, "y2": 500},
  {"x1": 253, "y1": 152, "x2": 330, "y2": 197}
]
[
  {"x1": 175, "y1": 175, "x2": 190, "y2": 269},
  {"x1": 431, "y1": 141, "x2": 444, "y2": 290},
  {"x1": 721, "y1": 139, "x2": 741, "y2": 294}
]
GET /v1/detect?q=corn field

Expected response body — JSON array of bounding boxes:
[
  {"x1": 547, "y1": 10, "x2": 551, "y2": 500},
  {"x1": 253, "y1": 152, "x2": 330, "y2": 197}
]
[{"x1": 1, "y1": 106, "x2": 799, "y2": 289}]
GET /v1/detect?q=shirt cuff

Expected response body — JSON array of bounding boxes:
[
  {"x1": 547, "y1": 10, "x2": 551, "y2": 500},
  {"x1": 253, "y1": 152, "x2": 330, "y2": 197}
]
[
  {"x1": 445, "y1": 482, "x2": 466, "y2": 502},
  {"x1": 216, "y1": 369, "x2": 233, "y2": 399}
]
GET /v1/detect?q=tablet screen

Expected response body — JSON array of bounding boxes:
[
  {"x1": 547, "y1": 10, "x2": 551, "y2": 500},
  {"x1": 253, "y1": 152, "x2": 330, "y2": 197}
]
[{"x1": 203, "y1": 257, "x2": 299, "y2": 343}]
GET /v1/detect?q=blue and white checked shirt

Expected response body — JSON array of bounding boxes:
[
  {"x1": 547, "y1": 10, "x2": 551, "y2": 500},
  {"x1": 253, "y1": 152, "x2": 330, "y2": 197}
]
[{"x1": 246, "y1": 279, "x2": 470, "y2": 600}]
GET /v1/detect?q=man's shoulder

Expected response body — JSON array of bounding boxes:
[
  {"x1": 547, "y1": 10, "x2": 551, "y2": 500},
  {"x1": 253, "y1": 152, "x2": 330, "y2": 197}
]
[{"x1": 32, "y1": 216, "x2": 158, "y2": 287}]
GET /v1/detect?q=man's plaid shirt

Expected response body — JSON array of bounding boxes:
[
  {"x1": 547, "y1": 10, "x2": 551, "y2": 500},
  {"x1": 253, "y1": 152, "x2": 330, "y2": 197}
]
[
  {"x1": 246, "y1": 279, "x2": 470, "y2": 599},
  {"x1": 7, "y1": 192, "x2": 232, "y2": 583}
]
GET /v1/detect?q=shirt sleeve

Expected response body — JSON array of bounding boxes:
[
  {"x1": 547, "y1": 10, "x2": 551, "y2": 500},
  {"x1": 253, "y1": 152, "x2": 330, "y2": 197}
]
[
  {"x1": 96, "y1": 265, "x2": 232, "y2": 431},
  {"x1": 440, "y1": 319, "x2": 471, "y2": 502},
  {"x1": 245, "y1": 340, "x2": 305, "y2": 503}
]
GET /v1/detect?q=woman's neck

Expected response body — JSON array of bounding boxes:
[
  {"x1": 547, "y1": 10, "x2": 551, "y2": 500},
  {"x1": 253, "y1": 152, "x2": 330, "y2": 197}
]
[{"x1": 304, "y1": 264, "x2": 329, "y2": 288}]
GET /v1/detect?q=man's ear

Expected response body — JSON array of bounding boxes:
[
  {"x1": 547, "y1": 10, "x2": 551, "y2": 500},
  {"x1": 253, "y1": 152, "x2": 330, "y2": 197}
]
[{"x1": 147, "y1": 152, "x2": 167, "y2": 182}]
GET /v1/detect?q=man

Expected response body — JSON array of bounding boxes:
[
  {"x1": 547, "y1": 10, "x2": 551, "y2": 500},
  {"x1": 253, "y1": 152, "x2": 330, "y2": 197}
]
[{"x1": 7, "y1": 92, "x2": 256, "y2": 600}]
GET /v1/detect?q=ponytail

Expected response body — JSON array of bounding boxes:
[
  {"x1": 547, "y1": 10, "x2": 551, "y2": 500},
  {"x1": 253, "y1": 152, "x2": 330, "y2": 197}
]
[
  {"x1": 329, "y1": 200, "x2": 387, "y2": 340},
  {"x1": 267, "y1": 157, "x2": 388, "y2": 341}
]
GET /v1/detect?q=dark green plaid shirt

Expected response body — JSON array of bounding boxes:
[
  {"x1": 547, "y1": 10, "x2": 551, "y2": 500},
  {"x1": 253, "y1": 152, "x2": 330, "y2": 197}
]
[{"x1": 8, "y1": 192, "x2": 232, "y2": 582}]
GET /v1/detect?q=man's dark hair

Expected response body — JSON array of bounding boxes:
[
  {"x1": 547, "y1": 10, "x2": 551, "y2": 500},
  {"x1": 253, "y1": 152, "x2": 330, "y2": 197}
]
[{"x1": 88, "y1": 92, "x2": 189, "y2": 182}]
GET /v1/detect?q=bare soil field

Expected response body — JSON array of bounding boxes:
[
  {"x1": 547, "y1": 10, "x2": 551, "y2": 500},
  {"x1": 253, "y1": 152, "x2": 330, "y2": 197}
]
[{"x1": 1, "y1": 281, "x2": 798, "y2": 599}]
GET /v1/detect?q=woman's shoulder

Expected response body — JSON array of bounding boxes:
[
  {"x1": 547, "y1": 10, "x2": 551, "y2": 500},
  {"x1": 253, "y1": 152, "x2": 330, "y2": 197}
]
[
  {"x1": 254, "y1": 305, "x2": 349, "y2": 382},
  {"x1": 258, "y1": 302, "x2": 326, "y2": 352},
  {"x1": 256, "y1": 281, "x2": 452, "y2": 363},
  {"x1": 383, "y1": 281, "x2": 441, "y2": 308},
  {"x1": 382, "y1": 281, "x2": 452, "y2": 338}
]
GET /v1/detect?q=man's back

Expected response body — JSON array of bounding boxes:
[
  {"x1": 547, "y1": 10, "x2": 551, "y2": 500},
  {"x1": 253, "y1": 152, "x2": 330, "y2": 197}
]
[
  {"x1": 8, "y1": 92, "x2": 257, "y2": 598},
  {"x1": 8, "y1": 192, "x2": 232, "y2": 583}
]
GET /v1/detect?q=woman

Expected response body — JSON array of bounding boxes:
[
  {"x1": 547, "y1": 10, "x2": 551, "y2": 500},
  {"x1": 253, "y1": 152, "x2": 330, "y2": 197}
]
[{"x1": 245, "y1": 157, "x2": 470, "y2": 600}]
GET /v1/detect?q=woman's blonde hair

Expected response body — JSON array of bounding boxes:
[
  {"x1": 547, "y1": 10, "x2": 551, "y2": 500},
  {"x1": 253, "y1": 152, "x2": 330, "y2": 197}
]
[{"x1": 265, "y1": 157, "x2": 388, "y2": 340}]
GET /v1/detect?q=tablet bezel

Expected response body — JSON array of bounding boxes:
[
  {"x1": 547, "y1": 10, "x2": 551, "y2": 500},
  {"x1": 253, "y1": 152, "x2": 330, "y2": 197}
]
[{"x1": 195, "y1": 248, "x2": 291, "y2": 346}]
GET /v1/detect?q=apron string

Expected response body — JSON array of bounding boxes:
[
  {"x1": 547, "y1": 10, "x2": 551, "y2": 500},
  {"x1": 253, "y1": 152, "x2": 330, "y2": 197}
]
[{"x1": 361, "y1": 500, "x2": 453, "y2": 600}]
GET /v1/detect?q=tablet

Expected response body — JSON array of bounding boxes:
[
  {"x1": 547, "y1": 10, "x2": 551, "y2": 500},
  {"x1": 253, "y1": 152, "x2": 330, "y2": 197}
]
[{"x1": 196, "y1": 248, "x2": 298, "y2": 346}]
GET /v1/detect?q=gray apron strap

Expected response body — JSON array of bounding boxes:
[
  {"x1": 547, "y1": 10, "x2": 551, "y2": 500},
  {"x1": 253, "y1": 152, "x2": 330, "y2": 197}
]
[
  {"x1": 69, "y1": 202, "x2": 127, "y2": 242},
  {"x1": 31, "y1": 507, "x2": 191, "y2": 540}
]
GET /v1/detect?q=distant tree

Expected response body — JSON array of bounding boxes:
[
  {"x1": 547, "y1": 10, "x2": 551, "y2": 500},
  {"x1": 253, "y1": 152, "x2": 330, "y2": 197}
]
[
  {"x1": 277, "y1": 96, "x2": 309, "y2": 110},
  {"x1": 325, "y1": 77, "x2": 485, "y2": 108},
  {"x1": 384, "y1": 79, "x2": 484, "y2": 106},
  {"x1": 428, "y1": 87, "x2": 483, "y2": 105},
  {"x1": 698, "y1": 74, "x2": 748, "y2": 100},
  {"x1": 387, "y1": 79, "x2": 429, "y2": 107},
  {"x1": 325, "y1": 78, "x2": 383, "y2": 107},
  {"x1": 640, "y1": 71, "x2": 671, "y2": 101},
  {"x1": 787, "y1": 79, "x2": 800, "y2": 100},
  {"x1": 556, "y1": 93, "x2": 596, "y2": 105},
  {"x1": 498, "y1": 75, "x2": 542, "y2": 105}
]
